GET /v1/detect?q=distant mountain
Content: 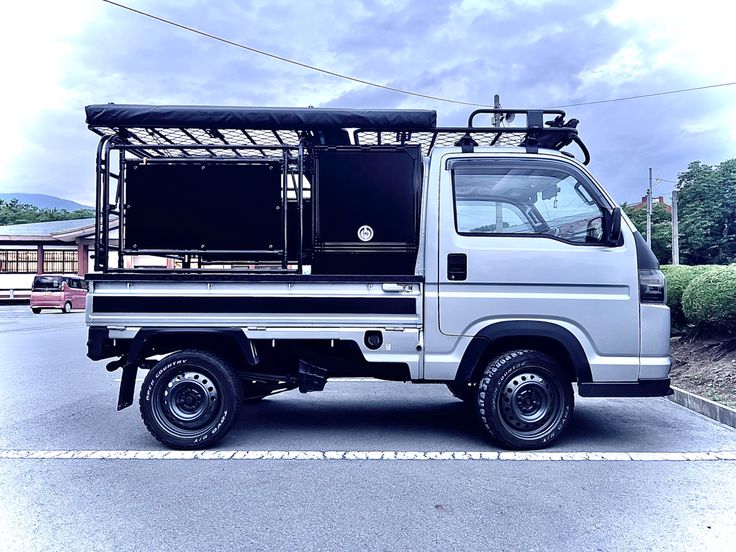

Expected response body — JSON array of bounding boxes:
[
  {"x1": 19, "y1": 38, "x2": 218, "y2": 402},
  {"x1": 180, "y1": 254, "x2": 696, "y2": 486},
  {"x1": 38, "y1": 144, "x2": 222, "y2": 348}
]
[{"x1": 0, "y1": 193, "x2": 93, "y2": 211}]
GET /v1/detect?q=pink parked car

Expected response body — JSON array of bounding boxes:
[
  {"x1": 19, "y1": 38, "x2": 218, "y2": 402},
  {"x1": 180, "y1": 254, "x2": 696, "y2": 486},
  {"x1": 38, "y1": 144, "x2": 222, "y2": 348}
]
[{"x1": 30, "y1": 275, "x2": 88, "y2": 314}]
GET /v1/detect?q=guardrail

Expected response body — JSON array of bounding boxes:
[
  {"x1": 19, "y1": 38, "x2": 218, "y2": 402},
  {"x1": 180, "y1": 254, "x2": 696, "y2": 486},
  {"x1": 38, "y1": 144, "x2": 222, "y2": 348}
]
[{"x1": 0, "y1": 288, "x2": 31, "y2": 304}]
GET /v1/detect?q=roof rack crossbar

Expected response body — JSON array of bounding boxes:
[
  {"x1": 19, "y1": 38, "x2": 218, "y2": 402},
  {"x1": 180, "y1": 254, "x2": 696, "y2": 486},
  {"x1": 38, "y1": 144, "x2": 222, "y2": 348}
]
[
  {"x1": 179, "y1": 127, "x2": 218, "y2": 157},
  {"x1": 240, "y1": 129, "x2": 268, "y2": 158},
  {"x1": 466, "y1": 108, "x2": 566, "y2": 128}
]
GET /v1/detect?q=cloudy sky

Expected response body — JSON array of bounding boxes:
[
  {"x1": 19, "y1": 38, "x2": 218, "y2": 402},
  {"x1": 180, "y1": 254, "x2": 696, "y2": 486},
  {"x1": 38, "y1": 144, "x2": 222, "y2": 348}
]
[{"x1": 0, "y1": 0, "x2": 734, "y2": 206}]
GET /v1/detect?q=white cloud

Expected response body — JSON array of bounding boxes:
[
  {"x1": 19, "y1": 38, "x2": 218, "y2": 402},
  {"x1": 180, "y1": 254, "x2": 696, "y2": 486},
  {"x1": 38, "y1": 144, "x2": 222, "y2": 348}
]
[
  {"x1": 0, "y1": 0, "x2": 99, "y2": 181},
  {"x1": 604, "y1": 0, "x2": 735, "y2": 80},
  {"x1": 578, "y1": 42, "x2": 647, "y2": 90},
  {"x1": 681, "y1": 105, "x2": 736, "y2": 143}
]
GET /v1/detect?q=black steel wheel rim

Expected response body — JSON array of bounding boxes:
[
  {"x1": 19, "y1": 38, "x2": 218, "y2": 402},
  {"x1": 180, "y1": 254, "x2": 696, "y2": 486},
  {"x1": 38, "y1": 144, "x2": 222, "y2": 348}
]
[
  {"x1": 496, "y1": 368, "x2": 565, "y2": 441},
  {"x1": 151, "y1": 367, "x2": 222, "y2": 436}
]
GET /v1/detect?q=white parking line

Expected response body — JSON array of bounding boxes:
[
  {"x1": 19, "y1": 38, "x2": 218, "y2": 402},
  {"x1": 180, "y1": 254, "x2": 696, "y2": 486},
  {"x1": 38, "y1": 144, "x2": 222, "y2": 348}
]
[
  {"x1": 111, "y1": 377, "x2": 382, "y2": 383},
  {"x1": 1, "y1": 450, "x2": 735, "y2": 461},
  {"x1": 329, "y1": 378, "x2": 383, "y2": 382}
]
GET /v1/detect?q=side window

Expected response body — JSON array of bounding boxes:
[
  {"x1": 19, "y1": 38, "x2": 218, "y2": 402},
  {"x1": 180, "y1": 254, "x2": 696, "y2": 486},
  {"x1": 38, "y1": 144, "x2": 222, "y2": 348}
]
[
  {"x1": 452, "y1": 164, "x2": 606, "y2": 244},
  {"x1": 455, "y1": 200, "x2": 534, "y2": 234}
]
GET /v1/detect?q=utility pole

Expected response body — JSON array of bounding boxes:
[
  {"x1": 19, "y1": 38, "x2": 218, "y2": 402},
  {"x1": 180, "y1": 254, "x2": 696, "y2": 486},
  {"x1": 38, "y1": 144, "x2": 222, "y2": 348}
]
[
  {"x1": 646, "y1": 168, "x2": 653, "y2": 246},
  {"x1": 494, "y1": 94, "x2": 503, "y2": 232},
  {"x1": 671, "y1": 189, "x2": 680, "y2": 265},
  {"x1": 493, "y1": 94, "x2": 501, "y2": 127}
]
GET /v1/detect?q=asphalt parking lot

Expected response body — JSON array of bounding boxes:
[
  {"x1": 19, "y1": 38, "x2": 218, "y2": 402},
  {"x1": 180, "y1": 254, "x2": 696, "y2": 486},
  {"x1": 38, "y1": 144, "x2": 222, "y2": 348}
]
[{"x1": 1, "y1": 305, "x2": 735, "y2": 551}]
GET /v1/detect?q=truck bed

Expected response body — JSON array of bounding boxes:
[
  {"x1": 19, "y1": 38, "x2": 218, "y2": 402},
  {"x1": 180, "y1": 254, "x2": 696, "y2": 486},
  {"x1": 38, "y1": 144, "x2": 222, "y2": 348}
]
[{"x1": 86, "y1": 273, "x2": 423, "y2": 329}]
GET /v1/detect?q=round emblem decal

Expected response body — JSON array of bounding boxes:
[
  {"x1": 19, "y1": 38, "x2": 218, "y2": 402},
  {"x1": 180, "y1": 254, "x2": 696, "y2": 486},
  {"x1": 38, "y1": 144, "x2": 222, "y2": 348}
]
[{"x1": 357, "y1": 225, "x2": 374, "y2": 242}]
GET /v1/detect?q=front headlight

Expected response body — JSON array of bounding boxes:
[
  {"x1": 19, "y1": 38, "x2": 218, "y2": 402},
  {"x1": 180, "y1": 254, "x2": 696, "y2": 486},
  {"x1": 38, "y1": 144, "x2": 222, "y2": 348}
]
[{"x1": 639, "y1": 269, "x2": 666, "y2": 304}]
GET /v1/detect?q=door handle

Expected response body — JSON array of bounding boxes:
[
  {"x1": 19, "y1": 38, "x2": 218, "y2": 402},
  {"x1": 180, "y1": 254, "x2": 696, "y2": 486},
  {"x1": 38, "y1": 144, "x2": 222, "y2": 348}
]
[
  {"x1": 447, "y1": 253, "x2": 467, "y2": 281},
  {"x1": 382, "y1": 283, "x2": 415, "y2": 293}
]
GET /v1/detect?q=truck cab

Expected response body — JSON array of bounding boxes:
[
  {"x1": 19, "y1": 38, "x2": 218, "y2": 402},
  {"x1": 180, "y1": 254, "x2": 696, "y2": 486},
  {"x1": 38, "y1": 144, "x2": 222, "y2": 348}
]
[{"x1": 84, "y1": 105, "x2": 670, "y2": 450}]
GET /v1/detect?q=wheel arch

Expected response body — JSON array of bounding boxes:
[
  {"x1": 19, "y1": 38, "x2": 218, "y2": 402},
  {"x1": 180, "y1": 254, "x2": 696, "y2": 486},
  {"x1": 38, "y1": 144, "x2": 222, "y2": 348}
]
[
  {"x1": 128, "y1": 328, "x2": 258, "y2": 368},
  {"x1": 454, "y1": 321, "x2": 592, "y2": 384},
  {"x1": 113, "y1": 328, "x2": 257, "y2": 411}
]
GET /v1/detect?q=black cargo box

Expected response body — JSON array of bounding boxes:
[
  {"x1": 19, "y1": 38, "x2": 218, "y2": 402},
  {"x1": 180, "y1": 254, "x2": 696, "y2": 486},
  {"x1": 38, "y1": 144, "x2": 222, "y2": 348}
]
[{"x1": 312, "y1": 146, "x2": 422, "y2": 275}]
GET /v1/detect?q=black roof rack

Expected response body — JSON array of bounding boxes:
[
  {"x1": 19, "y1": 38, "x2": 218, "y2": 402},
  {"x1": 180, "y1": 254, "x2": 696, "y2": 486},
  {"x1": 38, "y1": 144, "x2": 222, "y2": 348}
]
[
  {"x1": 86, "y1": 105, "x2": 589, "y2": 164},
  {"x1": 354, "y1": 109, "x2": 589, "y2": 164}
]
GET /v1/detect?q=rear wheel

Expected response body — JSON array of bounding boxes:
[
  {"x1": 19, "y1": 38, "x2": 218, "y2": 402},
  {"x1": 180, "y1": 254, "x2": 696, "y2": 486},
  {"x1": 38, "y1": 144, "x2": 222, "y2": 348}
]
[
  {"x1": 476, "y1": 349, "x2": 574, "y2": 450},
  {"x1": 31, "y1": 308, "x2": 41, "y2": 314},
  {"x1": 62, "y1": 301, "x2": 72, "y2": 313},
  {"x1": 140, "y1": 350, "x2": 242, "y2": 449}
]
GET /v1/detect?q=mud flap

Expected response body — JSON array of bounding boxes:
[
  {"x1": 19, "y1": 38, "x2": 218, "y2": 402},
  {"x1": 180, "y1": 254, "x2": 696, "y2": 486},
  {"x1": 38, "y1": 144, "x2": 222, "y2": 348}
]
[
  {"x1": 117, "y1": 363, "x2": 139, "y2": 410},
  {"x1": 298, "y1": 360, "x2": 328, "y2": 393}
]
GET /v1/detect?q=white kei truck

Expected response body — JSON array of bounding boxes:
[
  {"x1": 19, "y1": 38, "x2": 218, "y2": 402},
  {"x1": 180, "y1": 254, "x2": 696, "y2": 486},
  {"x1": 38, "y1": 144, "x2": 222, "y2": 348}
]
[{"x1": 83, "y1": 105, "x2": 670, "y2": 450}]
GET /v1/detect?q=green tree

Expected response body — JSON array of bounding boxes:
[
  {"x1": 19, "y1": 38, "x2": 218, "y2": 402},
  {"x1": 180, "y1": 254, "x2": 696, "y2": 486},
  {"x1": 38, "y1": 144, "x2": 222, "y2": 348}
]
[
  {"x1": 0, "y1": 198, "x2": 94, "y2": 226},
  {"x1": 677, "y1": 159, "x2": 736, "y2": 265},
  {"x1": 622, "y1": 201, "x2": 672, "y2": 264}
]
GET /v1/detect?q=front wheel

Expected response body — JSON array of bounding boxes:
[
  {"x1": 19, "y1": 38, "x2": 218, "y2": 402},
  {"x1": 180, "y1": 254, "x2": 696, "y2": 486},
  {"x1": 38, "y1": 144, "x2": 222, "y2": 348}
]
[
  {"x1": 31, "y1": 308, "x2": 41, "y2": 314},
  {"x1": 476, "y1": 349, "x2": 574, "y2": 450},
  {"x1": 140, "y1": 350, "x2": 242, "y2": 449}
]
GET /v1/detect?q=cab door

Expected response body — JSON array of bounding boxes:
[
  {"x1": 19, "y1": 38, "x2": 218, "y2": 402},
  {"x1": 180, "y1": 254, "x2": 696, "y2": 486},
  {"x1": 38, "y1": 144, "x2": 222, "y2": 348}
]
[{"x1": 437, "y1": 156, "x2": 641, "y2": 382}]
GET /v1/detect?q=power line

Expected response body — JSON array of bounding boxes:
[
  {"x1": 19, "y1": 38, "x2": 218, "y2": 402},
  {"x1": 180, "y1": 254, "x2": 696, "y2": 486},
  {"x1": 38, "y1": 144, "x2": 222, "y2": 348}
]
[
  {"x1": 552, "y1": 82, "x2": 736, "y2": 108},
  {"x1": 101, "y1": 0, "x2": 736, "y2": 111},
  {"x1": 100, "y1": 0, "x2": 492, "y2": 108}
]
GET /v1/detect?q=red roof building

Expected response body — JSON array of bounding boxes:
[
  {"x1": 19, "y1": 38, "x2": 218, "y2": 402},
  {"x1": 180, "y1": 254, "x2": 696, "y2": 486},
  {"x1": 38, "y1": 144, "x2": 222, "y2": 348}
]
[{"x1": 630, "y1": 195, "x2": 672, "y2": 213}]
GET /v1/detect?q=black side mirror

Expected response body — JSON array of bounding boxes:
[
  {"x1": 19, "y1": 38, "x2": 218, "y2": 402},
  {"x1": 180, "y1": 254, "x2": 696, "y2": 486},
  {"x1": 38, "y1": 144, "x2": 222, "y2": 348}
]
[{"x1": 609, "y1": 207, "x2": 622, "y2": 244}]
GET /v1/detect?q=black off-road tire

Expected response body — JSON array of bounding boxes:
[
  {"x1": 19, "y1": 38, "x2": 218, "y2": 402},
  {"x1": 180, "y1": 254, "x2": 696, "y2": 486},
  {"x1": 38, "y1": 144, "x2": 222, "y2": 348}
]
[
  {"x1": 476, "y1": 349, "x2": 574, "y2": 450},
  {"x1": 139, "y1": 350, "x2": 243, "y2": 449},
  {"x1": 446, "y1": 382, "x2": 476, "y2": 403}
]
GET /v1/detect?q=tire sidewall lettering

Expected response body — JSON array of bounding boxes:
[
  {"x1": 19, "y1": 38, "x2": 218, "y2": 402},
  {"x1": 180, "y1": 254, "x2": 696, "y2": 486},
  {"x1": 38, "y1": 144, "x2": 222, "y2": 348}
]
[{"x1": 145, "y1": 358, "x2": 188, "y2": 403}]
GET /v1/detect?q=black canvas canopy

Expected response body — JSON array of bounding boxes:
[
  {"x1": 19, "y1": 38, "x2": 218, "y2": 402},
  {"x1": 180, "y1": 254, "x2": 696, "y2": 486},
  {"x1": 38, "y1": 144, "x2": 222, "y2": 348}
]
[{"x1": 85, "y1": 104, "x2": 437, "y2": 131}]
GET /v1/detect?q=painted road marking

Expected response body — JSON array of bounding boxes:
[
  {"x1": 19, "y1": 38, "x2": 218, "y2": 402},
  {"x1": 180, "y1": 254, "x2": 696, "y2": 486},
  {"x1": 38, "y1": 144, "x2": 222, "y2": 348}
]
[
  {"x1": 330, "y1": 378, "x2": 382, "y2": 382},
  {"x1": 1, "y1": 450, "x2": 735, "y2": 461},
  {"x1": 112, "y1": 377, "x2": 382, "y2": 383}
]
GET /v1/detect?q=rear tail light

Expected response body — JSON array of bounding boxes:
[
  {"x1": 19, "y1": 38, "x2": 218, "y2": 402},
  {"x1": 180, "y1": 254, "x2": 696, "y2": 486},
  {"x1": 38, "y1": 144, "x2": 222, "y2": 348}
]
[{"x1": 639, "y1": 269, "x2": 666, "y2": 303}]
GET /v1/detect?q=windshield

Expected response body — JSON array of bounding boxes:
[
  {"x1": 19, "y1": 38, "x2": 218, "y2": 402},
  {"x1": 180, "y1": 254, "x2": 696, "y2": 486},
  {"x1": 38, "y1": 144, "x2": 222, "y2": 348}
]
[{"x1": 32, "y1": 276, "x2": 63, "y2": 291}]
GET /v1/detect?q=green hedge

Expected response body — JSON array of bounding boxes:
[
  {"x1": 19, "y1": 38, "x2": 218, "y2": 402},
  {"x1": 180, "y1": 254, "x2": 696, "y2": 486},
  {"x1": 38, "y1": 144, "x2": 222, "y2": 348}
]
[
  {"x1": 681, "y1": 265, "x2": 736, "y2": 329},
  {"x1": 661, "y1": 264, "x2": 717, "y2": 324}
]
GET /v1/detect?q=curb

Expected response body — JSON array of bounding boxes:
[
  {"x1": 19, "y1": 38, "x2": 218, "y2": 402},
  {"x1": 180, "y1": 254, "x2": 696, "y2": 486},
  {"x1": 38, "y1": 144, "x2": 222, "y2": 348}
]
[{"x1": 668, "y1": 386, "x2": 736, "y2": 429}]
